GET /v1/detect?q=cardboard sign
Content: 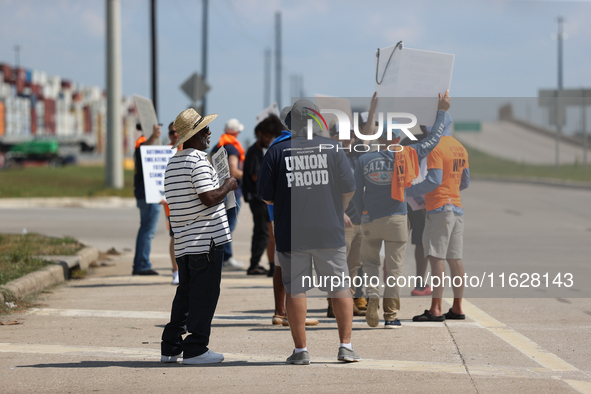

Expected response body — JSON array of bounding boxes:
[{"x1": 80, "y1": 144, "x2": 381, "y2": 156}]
[
  {"x1": 134, "y1": 94, "x2": 160, "y2": 144},
  {"x1": 140, "y1": 145, "x2": 176, "y2": 204},
  {"x1": 375, "y1": 45, "x2": 454, "y2": 126},
  {"x1": 211, "y1": 147, "x2": 236, "y2": 209},
  {"x1": 256, "y1": 102, "x2": 280, "y2": 124}
]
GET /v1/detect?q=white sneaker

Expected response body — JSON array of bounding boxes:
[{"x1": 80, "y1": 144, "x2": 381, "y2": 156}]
[
  {"x1": 182, "y1": 350, "x2": 224, "y2": 365},
  {"x1": 171, "y1": 271, "x2": 179, "y2": 285},
  {"x1": 222, "y1": 257, "x2": 244, "y2": 270},
  {"x1": 160, "y1": 353, "x2": 181, "y2": 363}
]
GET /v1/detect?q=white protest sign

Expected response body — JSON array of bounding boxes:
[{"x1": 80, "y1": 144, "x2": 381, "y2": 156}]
[
  {"x1": 375, "y1": 45, "x2": 454, "y2": 126},
  {"x1": 134, "y1": 94, "x2": 160, "y2": 144},
  {"x1": 315, "y1": 94, "x2": 353, "y2": 137},
  {"x1": 140, "y1": 145, "x2": 176, "y2": 204},
  {"x1": 256, "y1": 102, "x2": 280, "y2": 124},
  {"x1": 211, "y1": 147, "x2": 236, "y2": 209}
]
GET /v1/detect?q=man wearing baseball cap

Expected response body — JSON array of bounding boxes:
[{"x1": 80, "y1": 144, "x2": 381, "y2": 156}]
[
  {"x1": 212, "y1": 118, "x2": 246, "y2": 270},
  {"x1": 258, "y1": 99, "x2": 360, "y2": 364}
]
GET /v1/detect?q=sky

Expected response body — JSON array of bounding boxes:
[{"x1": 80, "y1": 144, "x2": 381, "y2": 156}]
[{"x1": 1, "y1": 0, "x2": 591, "y2": 146}]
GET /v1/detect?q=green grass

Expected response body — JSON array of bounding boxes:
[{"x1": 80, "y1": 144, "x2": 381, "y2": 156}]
[
  {"x1": 0, "y1": 233, "x2": 83, "y2": 286},
  {"x1": 0, "y1": 166, "x2": 134, "y2": 198},
  {"x1": 0, "y1": 150, "x2": 589, "y2": 199},
  {"x1": 465, "y1": 145, "x2": 591, "y2": 183}
]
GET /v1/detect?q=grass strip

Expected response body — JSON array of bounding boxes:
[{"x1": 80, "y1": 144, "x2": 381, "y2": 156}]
[
  {"x1": 0, "y1": 233, "x2": 83, "y2": 286},
  {"x1": 0, "y1": 166, "x2": 134, "y2": 198}
]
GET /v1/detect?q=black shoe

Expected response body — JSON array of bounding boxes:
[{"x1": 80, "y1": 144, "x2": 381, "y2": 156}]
[
  {"x1": 444, "y1": 308, "x2": 465, "y2": 320},
  {"x1": 134, "y1": 269, "x2": 159, "y2": 276},
  {"x1": 247, "y1": 265, "x2": 268, "y2": 275},
  {"x1": 413, "y1": 309, "x2": 445, "y2": 322},
  {"x1": 267, "y1": 263, "x2": 275, "y2": 277}
]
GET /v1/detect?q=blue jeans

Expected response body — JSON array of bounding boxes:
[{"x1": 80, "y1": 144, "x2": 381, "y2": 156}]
[
  {"x1": 223, "y1": 197, "x2": 241, "y2": 262},
  {"x1": 161, "y1": 246, "x2": 224, "y2": 358},
  {"x1": 132, "y1": 199, "x2": 161, "y2": 274}
]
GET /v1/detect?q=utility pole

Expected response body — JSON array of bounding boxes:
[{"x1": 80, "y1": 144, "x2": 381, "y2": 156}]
[
  {"x1": 201, "y1": 0, "x2": 208, "y2": 115},
  {"x1": 555, "y1": 16, "x2": 565, "y2": 169},
  {"x1": 275, "y1": 11, "x2": 282, "y2": 108},
  {"x1": 264, "y1": 48, "x2": 271, "y2": 108},
  {"x1": 151, "y1": 0, "x2": 157, "y2": 115},
  {"x1": 14, "y1": 45, "x2": 20, "y2": 68},
  {"x1": 583, "y1": 89, "x2": 588, "y2": 167},
  {"x1": 106, "y1": 0, "x2": 123, "y2": 189}
]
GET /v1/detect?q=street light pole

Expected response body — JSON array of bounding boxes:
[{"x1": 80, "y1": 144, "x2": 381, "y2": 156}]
[
  {"x1": 201, "y1": 0, "x2": 208, "y2": 115},
  {"x1": 14, "y1": 45, "x2": 20, "y2": 68},
  {"x1": 555, "y1": 16, "x2": 564, "y2": 169},
  {"x1": 151, "y1": 0, "x2": 157, "y2": 115},
  {"x1": 106, "y1": 0, "x2": 123, "y2": 189}
]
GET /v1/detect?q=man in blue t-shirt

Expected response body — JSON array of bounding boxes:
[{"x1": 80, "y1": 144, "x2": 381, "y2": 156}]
[
  {"x1": 352, "y1": 92, "x2": 451, "y2": 329},
  {"x1": 258, "y1": 99, "x2": 361, "y2": 365}
]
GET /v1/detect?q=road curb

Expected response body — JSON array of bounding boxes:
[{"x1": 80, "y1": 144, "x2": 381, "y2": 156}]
[
  {"x1": 0, "y1": 246, "x2": 98, "y2": 303},
  {"x1": 0, "y1": 197, "x2": 136, "y2": 209}
]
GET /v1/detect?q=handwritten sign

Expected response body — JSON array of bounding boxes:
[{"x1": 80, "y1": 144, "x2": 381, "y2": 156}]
[
  {"x1": 375, "y1": 46, "x2": 454, "y2": 126},
  {"x1": 140, "y1": 145, "x2": 176, "y2": 204}
]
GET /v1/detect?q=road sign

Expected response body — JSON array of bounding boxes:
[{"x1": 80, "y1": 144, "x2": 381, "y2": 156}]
[
  {"x1": 181, "y1": 72, "x2": 210, "y2": 103},
  {"x1": 539, "y1": 88, "x2": 591, "y2": 107}
]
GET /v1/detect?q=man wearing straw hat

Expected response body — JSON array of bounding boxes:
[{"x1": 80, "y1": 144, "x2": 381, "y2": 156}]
[{"x1": 160, "y1": 108, "x2": 237, "y2": 365}]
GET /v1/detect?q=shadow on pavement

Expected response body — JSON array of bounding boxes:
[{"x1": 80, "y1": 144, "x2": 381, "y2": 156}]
[
  {"x1": 69, "y1": 283, "x2": 171, "y2": 288},
  {"x1": 18, "y1": 360, "x2": 286, "y2": 369}
]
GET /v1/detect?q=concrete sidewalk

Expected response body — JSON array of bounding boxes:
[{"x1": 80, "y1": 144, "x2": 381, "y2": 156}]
[{"x1": 1, "y1": 251, "x2": 590, "y2": 393}]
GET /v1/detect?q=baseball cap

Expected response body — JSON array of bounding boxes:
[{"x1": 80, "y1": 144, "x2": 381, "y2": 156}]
[{"x1": 225, "y1": 118, "x2": 244, "y2": 132}]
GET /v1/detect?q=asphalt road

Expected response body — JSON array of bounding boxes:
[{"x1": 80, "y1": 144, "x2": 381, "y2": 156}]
[{"x1": 1, "y1": 180, "x2": 590, "y2": 393}]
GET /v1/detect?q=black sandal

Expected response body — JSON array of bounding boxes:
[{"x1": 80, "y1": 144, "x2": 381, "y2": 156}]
[
  {"x1": 444, "y1": 308, "x2": 465, "y2": 320},
  {"x1": 413, "y1": 310, "x2": 445, "y2": 322},
  {"x1": 247, "y1": 266, "x2": 268, "y2": 275}
]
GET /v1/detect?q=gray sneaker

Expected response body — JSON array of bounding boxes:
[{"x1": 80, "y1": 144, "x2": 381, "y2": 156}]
[
  {"x1": 338, "y1": 347, "x2": 362, "y2": 362},
  {"x1": 286, "y1": 350, "x2": 310, "y2": 365}
]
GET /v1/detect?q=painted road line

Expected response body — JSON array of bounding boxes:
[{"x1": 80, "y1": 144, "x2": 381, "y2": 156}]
[
  {"x1": 27, "y1": 308, "x2": 269, "y2": 321},
  {"x1": 564, "y1": 380, "x2": 591, "y2": 394},
  {"x1": 26, "y1": 308, "x2": 482, "y2": 328},
  {"x1": 452, "y1": 299, "x2": 579, "y2": 372},
  {"x1": 77, "y1": 276, "x2": 272, "y2": 285},
  {"x1": 0, "y1": 342, "x2": 546, "y2": 379}
]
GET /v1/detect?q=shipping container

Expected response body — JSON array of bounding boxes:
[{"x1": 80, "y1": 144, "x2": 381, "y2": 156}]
[
  {"x1": 83, "y1": 105, "x2": 91, "y2": 133},
  {"x1": 0, "y1": 83, "x2": 10, "y2": 99},
  {"x1": 15, "y1": 68, "x2": 26, "y2": 96},
  {"x1": 35, "y1": 100, "x2": 45, "y2": 135},
  {"x1": 0, "y1": 101, "x2": 5, "y2": 136},
  {"x1": 44, "y1": 98, "x2": 56, "y2": 135},
  {"x1": 0, "y1": 64, "x2": 13, "y2": 83},
  {"x1": 30, "y1": 107, "x2": 36, "y2": 135}
]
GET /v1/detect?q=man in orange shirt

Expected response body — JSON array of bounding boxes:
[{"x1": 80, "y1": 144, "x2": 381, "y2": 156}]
[
  {"x1": 211, "y1": 119, "x2": 246, "y2": 270},
  {"x1": 133, "y1": 123, "x2": 162, "y2": 276},
  {"x1": 405, "y1": 113, "x2": 470, "y2": 321}
]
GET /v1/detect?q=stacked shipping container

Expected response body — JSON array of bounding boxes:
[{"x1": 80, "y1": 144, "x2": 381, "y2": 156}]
[{"x1": 0, "y1": 62, "x2": 138, "y2": 155}]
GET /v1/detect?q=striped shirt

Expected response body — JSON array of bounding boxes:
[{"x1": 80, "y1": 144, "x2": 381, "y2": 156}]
[{"x1": 164, "y1": 148, "x2": 230, "y2": 257}]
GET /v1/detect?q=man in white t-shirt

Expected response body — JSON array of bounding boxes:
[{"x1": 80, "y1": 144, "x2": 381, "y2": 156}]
[{"x1": 160, "y1": 108, "x2": 237, "y2": 365}]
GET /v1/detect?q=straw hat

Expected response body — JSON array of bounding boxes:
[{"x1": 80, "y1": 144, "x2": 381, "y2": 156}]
[{"x1": 172, "y1": 108, "x2": 218, "y2": 149}]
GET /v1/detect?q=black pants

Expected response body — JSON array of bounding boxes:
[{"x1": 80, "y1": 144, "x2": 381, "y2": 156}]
[
  {"x1": 161, "y1": 246, "x2": 224, "y2": 358},
  {"x1": 248, "y1": 199, "x2": 270, "y2": 269}
]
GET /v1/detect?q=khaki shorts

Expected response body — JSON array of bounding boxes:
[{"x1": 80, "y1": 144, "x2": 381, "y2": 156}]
[
  {"x1": 277, "y1": 247, "x2": 348, "y2": 295},
  {"x1": 423, "y1": 211, "x2": 464, "y2": 260}
]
